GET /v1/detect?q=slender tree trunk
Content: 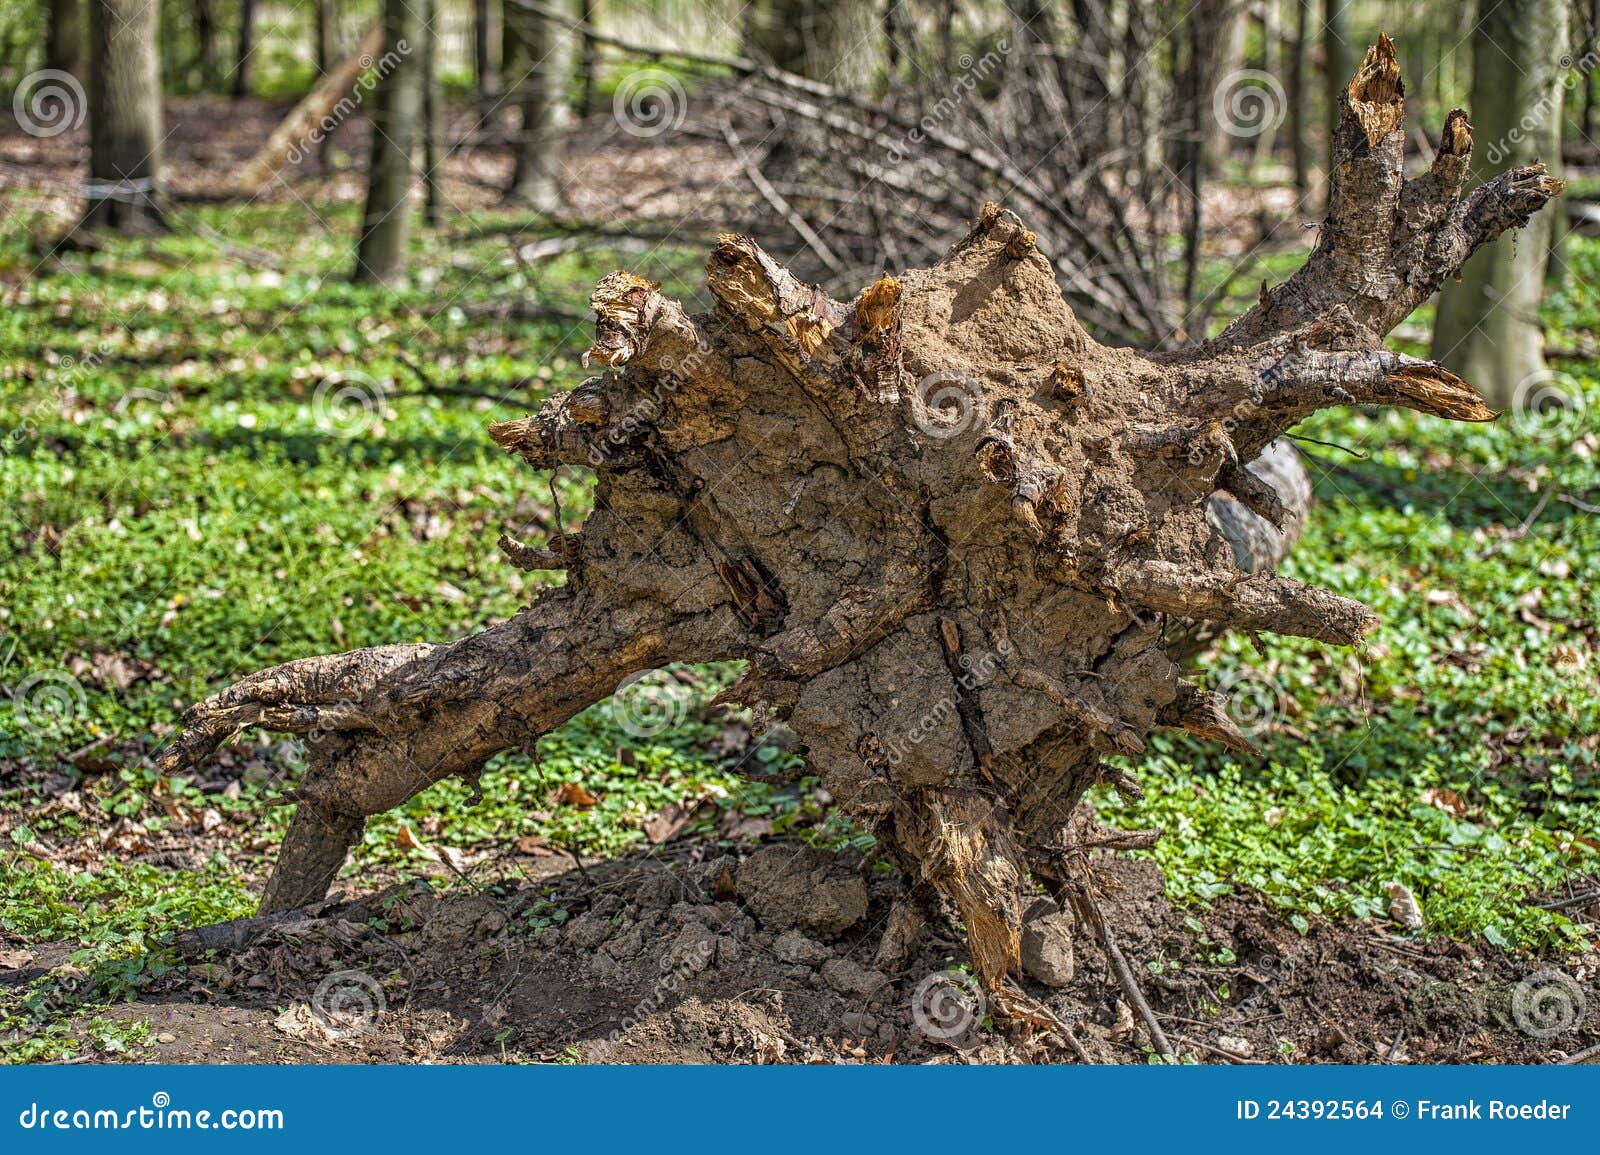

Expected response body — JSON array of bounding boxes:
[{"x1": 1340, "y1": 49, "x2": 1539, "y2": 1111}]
[
  {"x1": 474, "y1": 0, "x2": 501, "y2": 119},
  {"x1": 1289, "y1": 0, "x2": 1310, "y2": 198},
  {"x1": 503, "y1": 0, "x2": 572, "y2": 211},
  {"x1": 1251, "y1": 0, "x2": 1280, "y2": 173},
  {"x1": 315, "y1": 0, "x2": 339, "y2": 165},
  {"x1": 353, "y1": 0, "x2": 424, "y2": 286},
  {"x1": 232, "y1": 0, "x2": 257, "y2": 98},
  {"x1": 316, "y1": 0, "x2": 337, "y2": 74},
  {"x1": 192, "y1": 0, "x2": 219, "y2": 91},
  {"x1": 421, "y1": 0, "x2": 443, "y2": 229},
  {"x1": 1324, "y1": 0, "x2": 1355, "y2": 173},
  {"x1": 1196, "y1": 0, "x2": 1247, "y2": 178},
  {"x1": 1433, "y1": 0, "x2": 1569, "y2": 406},
  {"x1": 1585, "y1": 0, "x2": 1598, "y2": 141},
  {"x1": 81, "y1": 0, "x2": 166, "y2": 233},
  {"x1": 1179, "y1": 9, "x2": 1208, "y2": 311},
  {"x1": 577, "y1": 0, "x2": 598, "y2": 115},
  {"x1": 46, "y1": 0, "x2": 84, "y2": 76}
]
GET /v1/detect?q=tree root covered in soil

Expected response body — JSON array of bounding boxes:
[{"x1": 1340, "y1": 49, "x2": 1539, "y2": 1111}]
[{"x1": 161, "y1": 39, "x2": 1559, "y2": 1014}]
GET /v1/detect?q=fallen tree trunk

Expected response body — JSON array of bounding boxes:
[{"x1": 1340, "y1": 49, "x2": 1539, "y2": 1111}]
[
  {"x1": 163, "y1": 38, "x2": 1559, "y2": 994},
  {"x1": 227, "y1": 20, "x2": 385, "y2": 197}
]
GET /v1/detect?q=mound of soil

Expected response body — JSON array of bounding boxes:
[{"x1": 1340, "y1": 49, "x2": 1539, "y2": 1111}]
[{"x1": 17, "y1": 841, "x2": 1595, "y2": 1064}]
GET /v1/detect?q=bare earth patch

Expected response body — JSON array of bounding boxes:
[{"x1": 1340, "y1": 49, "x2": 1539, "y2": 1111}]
[{"x1": 10, "y1": 842, "x2": 1592, "y2": 1065}]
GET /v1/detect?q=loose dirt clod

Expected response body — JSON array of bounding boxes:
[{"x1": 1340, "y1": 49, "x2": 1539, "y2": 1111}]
[
  {"x1": 1021, "y1": 899, "x2": 1077, "y2": 988},
  {"x1": 159, "y1": 38, "x2": 1562, "y2": 996}
]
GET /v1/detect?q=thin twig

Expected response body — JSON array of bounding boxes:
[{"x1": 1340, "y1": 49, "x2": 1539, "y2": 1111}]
[
  {"x1": 1069, "y1": 882, "x2": 1175, "y2": 1059},
  {"x1": 1558, "y1": 1041, "x2": 1600, "y2": 1065},
  {"x1": 1533, "y1": 888, "x2": 1600, "y2": 912}
]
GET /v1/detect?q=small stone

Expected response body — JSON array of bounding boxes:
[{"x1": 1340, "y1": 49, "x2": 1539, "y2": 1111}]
[
  {"x1": 667, "y1": 922, "x2": 718, "y2": 976},
  {"x1": 1216, "y1": 1034, "x2": 1254, "y2": 1057},
  {"x1": 821, "y1": 958, "x2": 888, "y2": 999},
  {"x1": 773, "y1": 929, "x2": 832, "y2": 965},
  {"x1": 736, "y1": 845, "x2": 868, "y2": 938},
  {"x1": 840, "y1": 1011, "x2": 877, "y2": 1034},
  {"x1": 563, "y1": 911, "x2": 615, "y2": 950},
  {"x1": 1020, "y1": 898, "x2": 1076, "y2": 987},
  {"x1": 156, "y1": 1032, "x2": 177, "y2": 1044}
]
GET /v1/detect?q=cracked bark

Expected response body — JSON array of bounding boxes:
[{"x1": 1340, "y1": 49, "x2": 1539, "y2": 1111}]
[{"x1": 163, "y1": 39, "x2": 1559, "y2": 991}]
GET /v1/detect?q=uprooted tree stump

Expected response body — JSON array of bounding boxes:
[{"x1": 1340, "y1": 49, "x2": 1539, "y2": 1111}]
[{"x1": 163, "y1": 39, "x2": 1559, "y2": 1008}]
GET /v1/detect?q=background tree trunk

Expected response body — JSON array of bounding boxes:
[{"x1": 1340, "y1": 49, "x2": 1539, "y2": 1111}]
[
  {"x1": 474, "y1": 0, "x2": 501, "y2": 119},
  {"x1": 1195, "y1": 0, "x2": 1247, "y2": 178},
  {"x1": 421, "y1": 0, "x2": 443, "y2": 229},
  {"x1": 192, "y1": 0, "x2": 220, "y2": 90},
  {"x1": 1585, "y1": 0, "x2": 1598, "y2": 141},
  {"x1": 232, "y1": 0, "x2": 257, "y2": 98},
  {"x1": 503, "y1": 0, "x2": 572, "y2": 211},
  {"x1": 1289, "y1": 0, "x2": 1310, "y2": 198},
  {"x1": 314, "y1": 0, "x2": 339, "y2": 165},
  {"x1": 46, "y1": 0, "x2": 84, "y2": 77},
  {"x1": 1323, "y1": 0, "x2": 1354, "y2": 188},
  {"x1": 745, "y1": 0, "x2": 883, "y2": 93},
  {"x1": 353, "y1": 0, "x2": 424, "y2": 286},
  {"x1": 577, "y1": 0, "x2": 598, "y2": 115},
  {"x1": 81, "y1": 0, "x2": 166, "y2": 233},
  {"x1": 1251, "y1": 0, "x2": 1280, "y2": 174},
  {"x1": 1433, "y1": 0, "x2": 1569, "y2": 407}
]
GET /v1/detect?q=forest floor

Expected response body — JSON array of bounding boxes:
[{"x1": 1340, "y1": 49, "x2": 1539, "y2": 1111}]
[{"x1": 1, "y1": 100, "x2": 1599, "y2": 1064}]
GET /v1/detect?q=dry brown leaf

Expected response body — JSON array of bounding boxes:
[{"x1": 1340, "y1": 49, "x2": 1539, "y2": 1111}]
[
  {"x1": 553, "y1": 782, "x2": 600, "y2": 808},
  {"x1": 1418, "y1": 787, "x2": 1470, "y2": 819},
  {"x1": 643, "y1": 801, "x2": 700, "y2": 844},
  {"x1": 513, "y1": 834, "x2": 555, "y2": 856},
  {"x1": 1110, "y1": 998, "x2": 1136, "y2": 1042}
]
